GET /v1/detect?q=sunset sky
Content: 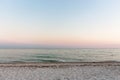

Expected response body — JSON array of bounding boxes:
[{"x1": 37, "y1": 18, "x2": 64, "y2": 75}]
[{"x1": 0, "y1": 0, "x2": 120, "y2": 48}]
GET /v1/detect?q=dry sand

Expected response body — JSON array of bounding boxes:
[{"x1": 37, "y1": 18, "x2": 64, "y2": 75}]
[{"x1": 0, "y1": 62, "x2": 120, "y2": 80}]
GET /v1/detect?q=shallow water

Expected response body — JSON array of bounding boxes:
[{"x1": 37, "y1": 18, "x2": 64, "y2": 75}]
[{"x1": 0, "y1": 49, "x2": 120, "y2": 63}]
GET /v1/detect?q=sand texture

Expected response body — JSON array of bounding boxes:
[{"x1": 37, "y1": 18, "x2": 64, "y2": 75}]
[{"x1": 0, "y1": 62, "x2": 120, "y2": 80}]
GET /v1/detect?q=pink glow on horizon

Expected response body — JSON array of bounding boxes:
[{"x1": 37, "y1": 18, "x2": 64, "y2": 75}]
[{"x1": 1, "y1": 36, "x2": 120, "y2": 48}]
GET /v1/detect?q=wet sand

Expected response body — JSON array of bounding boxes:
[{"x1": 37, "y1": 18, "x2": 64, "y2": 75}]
[{"x1": 0, "y1": 62, "x2": 120, "y2": 80}]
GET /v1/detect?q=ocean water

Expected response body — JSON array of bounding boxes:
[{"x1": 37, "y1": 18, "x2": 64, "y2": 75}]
[{"x1": 0, "y1": 49, "x2": 120, "y2": 63}]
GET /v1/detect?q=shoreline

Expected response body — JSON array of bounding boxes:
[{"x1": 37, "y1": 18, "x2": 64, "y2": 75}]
[{"x1": 0, "y1": 62, "x2": 120, "y2": 67}]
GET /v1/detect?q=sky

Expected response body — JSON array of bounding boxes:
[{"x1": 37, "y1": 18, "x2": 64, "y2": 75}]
[{"x1": 0, "y1": 0, "x2": 120, "y2": 48}]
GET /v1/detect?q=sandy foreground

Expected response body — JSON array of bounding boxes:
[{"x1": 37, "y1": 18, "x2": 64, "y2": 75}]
[{"x1": 0, "y1": 62, "x2": 120, "y2": 80}]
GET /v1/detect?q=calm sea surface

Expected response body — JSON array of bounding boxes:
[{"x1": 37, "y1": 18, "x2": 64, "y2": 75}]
[{"x1": 0, "y1": 49, "x2": 120, "y2": 63}]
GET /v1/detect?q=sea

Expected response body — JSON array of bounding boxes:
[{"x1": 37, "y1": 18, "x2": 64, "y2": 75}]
[{"x1": 0, "y1": 48, "x2": 120, "y2": 63}]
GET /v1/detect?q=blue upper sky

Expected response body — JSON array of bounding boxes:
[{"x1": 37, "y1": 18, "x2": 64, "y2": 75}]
[{"x1": 0, "y1": 0, "x2": 120, "y2": 48}]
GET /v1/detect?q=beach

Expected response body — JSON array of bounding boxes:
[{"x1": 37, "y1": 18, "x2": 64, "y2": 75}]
[{"x1": 0, "y1": 62, "x2": 120, "y2": 80}]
